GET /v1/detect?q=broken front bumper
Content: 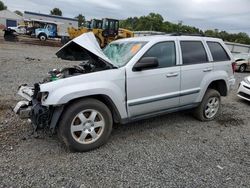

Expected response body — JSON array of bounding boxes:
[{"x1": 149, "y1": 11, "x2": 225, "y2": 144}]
[
  {"x1": 14, "y1": 85, "x2": 63, "y2": 132},
  {"x1": 14, "y1": 85, "x2": 51, "y2": 130},
  {"x1": 13, "y1": 86, "x2": 33, "y2": 119},
  {"x1": 13, "y1": 100, "x2": 32, "y2": 119}
]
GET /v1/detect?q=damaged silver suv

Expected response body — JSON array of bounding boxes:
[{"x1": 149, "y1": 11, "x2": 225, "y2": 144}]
[{"x1": 14, "y1": 33, "x2": 235, "y2": 152}]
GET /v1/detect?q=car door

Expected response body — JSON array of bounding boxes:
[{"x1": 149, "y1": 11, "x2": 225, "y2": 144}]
[
  {"x1": 126, "y1": 41, "x2": 181, "y2": 117},
  {"x1": 179, "y1": 40, "x2": 213, "y2": 106}
]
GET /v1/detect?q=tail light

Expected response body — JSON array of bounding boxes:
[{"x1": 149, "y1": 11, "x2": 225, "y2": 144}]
[{"x1": 232, "y1": 62, "x2": 236, "y2": 74}]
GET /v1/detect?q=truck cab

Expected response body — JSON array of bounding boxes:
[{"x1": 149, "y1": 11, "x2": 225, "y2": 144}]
[{"x1": 35, "y1": 23, "x2": 57, "y2": 41}]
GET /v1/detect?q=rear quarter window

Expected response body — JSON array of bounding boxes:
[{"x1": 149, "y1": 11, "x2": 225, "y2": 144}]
[
  {"x1": 180, "y1": 41, "x2": 208, "y2": 65},
  {"x1": 207, "y1": 41, "x2": 230, "y2": 61}
]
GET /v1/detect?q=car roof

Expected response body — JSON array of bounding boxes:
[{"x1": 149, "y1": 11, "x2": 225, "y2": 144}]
[{"x1": 115, "y1": 35, "x2": 222, "y2": 43}]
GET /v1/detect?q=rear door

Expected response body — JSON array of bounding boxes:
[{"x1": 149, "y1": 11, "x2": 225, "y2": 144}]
[
  {"x1": 126, "y1": 41, "x2": 181, "y2": 117},
  {"x1": 179, "y1": 39, "x2": 213, "y2": 106}
]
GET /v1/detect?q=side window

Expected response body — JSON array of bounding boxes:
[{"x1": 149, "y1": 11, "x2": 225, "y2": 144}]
[
  {"x1": 207, "y1": 41, "x2": 230, "y2": 61},
  {"x1": 142, "y1": 42, "x2": 176, "y2": 68},
  {"x1": 180, "y1": 41, "x2": 208, "y2": 65},
  {"x1": 110, "y1": 21, "x2": 114, "y2": 30}
]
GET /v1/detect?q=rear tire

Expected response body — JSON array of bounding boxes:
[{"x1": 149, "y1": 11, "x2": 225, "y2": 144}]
[
  {"x1": 193, "y1": 89, "x2": 221, "y2": 121},
  {"x1": 58, "y1": 98, "x2": 113, "y2": 152},
  {"x1": 239, "y1": 64, "x2": 246, "y2": 72}
]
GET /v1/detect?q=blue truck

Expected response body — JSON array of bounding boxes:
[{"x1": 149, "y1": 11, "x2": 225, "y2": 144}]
[
  {"x1": 35, "y1": 23, "x2": 57, "y2": 41},
  {"x1": 35, "y1": 21, "x2": 69, "y2": 42}
]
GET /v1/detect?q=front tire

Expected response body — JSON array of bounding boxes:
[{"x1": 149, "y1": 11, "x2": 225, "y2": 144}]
[
  {"x1": 194, "y1": 89, "x2": 221, "y2": 121},
  {"x1": 58, "y1": 98, "x2": 113, "y2": 152},
  {"x1": 39, "y1": 34, "x2": 47, "y2": 41}
]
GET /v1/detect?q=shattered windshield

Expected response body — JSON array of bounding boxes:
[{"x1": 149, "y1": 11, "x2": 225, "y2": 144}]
[{"x1": 103, "y1": 41, "x2": 147, "y2": 67}]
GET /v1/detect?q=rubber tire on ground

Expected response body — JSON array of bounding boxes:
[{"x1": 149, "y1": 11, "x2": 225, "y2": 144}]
[
  {"x1": 239, "y1": 64, "x2": 246, "y2": 72},
  {"x1": 58, "y1": 98, "x2": 113, "y2": 152},
  {"x1": 39, "y1": 34, "x2": 47, "y2": 41},
  {"x1": 193, "y1": 89, "x2": 221, "y2": 121}
]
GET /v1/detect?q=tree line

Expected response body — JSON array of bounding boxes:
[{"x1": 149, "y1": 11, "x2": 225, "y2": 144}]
[
  {"x1": 120, "y1": 13, "x2": 250, "y2": 45},
  {"x1": 1, "y1": 0, "x2": 249, "y2": 45}
]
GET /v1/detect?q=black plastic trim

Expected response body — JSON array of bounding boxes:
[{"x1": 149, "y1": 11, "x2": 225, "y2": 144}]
[
  {"x1": 121, "y1": 103, "x2": 199, "y2": 124},
  {"x1": 128, "y1": 89, "x2": 200, "y2": 107}
]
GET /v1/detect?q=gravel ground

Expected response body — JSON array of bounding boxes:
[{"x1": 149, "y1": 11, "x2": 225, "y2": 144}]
[{"x1": 0, "y1": 41, "x2": 250, "y2": 188}]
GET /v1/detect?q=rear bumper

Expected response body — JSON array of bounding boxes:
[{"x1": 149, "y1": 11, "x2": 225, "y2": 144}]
[
  {"x1": 228, "y1": 77, "x2": 236, "y2": 92},
  {"x1": 237, "y1": 81, "x2": 250, "y2": 101}
]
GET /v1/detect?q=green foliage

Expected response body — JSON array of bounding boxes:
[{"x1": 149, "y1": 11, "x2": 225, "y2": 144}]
[
  {"x1": 204, "y1": 30, "x2": 250, "y2": 45},
  {"x1": 0, "y1": 0, "x2": 7, "y2": 10},
  {"x1": 120, "y1": 13, "x2": 163, "y2": 31},
  {"x1": 75, "y1": 14, "x2": 85, "y2": 27},
  {"x1": 14, "y1": 10, "x2": 23, "y2": 16},
  {"x1": 50, "y1": 8, "x2": 62, "y2": 16},
  {"x1": 120, "y1": 12, "x2": 250, "y2": 45}
]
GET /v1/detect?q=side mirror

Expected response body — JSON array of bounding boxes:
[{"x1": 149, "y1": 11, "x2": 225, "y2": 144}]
[{"x1": 133, "y1": 57, "x2": 159, "y2": 71}]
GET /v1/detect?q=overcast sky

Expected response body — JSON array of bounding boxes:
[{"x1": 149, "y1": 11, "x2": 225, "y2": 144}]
[{"x1": 2, "y1": 0, "x2": 250, "y2": 35}]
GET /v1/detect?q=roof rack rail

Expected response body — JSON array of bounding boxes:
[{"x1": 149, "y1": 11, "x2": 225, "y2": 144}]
[{"x1": 167, "y1": 32, "x2": 206, "y2": 37}]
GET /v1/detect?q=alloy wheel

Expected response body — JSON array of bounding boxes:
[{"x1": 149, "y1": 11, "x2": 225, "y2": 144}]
[
  {"x1": 204, "y1": 97, "x2": 220, "y2": 119},
  {"x1": 70, "y1": 109, "x2": 105, "y2": 144}
]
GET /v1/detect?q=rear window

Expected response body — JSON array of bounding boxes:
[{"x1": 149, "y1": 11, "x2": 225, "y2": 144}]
[
  {"x1": 180, "y1": 41, "x2": 208, "y2": 65},
  {"x1": 207, "y1": 42, "x2": 230, "y2": 61}
]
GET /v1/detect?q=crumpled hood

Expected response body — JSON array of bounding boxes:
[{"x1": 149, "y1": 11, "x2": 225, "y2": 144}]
[{"x1": 56, "y1": 32, "x2": 116, "y2": 67}]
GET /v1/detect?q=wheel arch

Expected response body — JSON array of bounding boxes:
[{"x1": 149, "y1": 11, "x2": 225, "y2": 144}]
[
  {"x1": 207, "y1": 79, "x2": 227, "y2": 97},
  {"x1": 51, "y1": 94, "x2": 122, "y2": 130},
  {"x1": 67, "y1": 94, "x2": 122, "y2": 123}
]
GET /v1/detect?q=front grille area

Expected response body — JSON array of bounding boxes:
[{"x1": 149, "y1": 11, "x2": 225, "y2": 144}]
[{"x1": 238, "y1": 92, "x2": 250, "y2": 99}]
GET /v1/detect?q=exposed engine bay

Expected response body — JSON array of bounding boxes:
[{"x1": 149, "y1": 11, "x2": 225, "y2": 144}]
[
  {"x1": 13, "y1": 32, "x2": 116, "y2": 133},
  {"x1": 42, "y1": 59, "x2": 112, "y2": 83},
  {"x1": 14, "y1": 57, "x2": 113, "y2": 131}
]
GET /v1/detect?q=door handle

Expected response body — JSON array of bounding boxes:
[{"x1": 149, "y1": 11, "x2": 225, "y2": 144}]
[
  {"x1": 203, "y1": 68, "x2": 212, "y2": 72},
  {"x1": 166, "y1": 72, "x2": 178, "y2": 78}
]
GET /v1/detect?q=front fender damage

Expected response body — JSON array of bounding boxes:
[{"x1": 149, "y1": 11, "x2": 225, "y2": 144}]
[{"x1": 14, "y1": 84, "x2": 62, "y2": 133}]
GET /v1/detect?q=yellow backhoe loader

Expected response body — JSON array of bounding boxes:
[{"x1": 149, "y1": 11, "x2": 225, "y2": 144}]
[{"x1": 68, "y1": 18, "x2": 134, "y2": 48}]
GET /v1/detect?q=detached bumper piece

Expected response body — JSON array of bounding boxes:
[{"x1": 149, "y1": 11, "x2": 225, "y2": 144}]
[
  {"x1": 13, "y1": 85, "x2": 34, "y2": 119},
  {"x1": 237, "y1": 81, "x2": 250, "y2": 101},
  {"x1": 30, "y1": 101, "x2": 51, "y2": 130},
  {"x1": 13, "y1": 101, "x2": 32, "y2": 119},
  {"x1": 14, "y1": 84, "x2": 52, "y2": 131}
]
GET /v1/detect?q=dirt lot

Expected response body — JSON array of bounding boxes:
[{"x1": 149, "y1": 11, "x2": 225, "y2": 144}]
[{"x1": 0, "y1": 40, "x2": 250, "y2": 188}]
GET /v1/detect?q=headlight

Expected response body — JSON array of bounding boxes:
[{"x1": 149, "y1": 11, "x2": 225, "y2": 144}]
[{"x1": 244, "y1": 77, "x2": 250, "y2": 85}]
